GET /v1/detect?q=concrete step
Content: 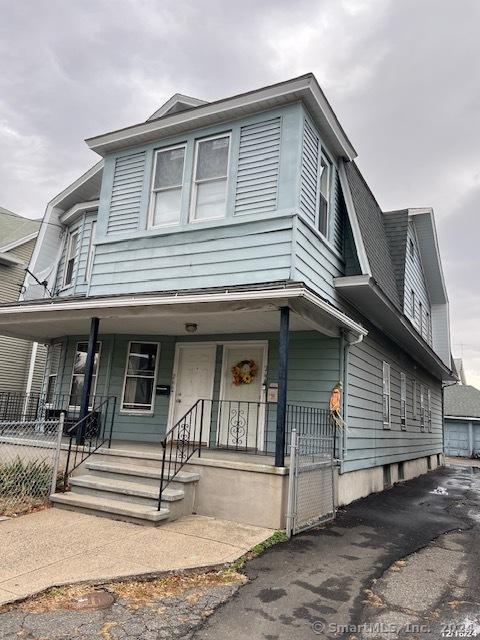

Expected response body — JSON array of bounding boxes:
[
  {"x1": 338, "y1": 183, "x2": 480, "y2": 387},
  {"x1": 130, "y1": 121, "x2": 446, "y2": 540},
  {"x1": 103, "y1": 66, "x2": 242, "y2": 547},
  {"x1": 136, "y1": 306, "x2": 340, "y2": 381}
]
[
  {"x1": 69, "y1": 475, "x2": 184, "y2": 508},
  {"x1": 50, "y1": 492, "x2": 171, "y2": 526},
  {"x1": 84, "y1": 460, "x2": 200, "y2": 488}
]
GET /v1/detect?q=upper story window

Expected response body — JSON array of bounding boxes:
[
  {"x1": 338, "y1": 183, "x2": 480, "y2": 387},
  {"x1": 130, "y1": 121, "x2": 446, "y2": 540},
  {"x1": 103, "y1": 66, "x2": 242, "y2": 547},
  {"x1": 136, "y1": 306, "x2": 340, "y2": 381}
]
[
  {"x1": 191, "y1": 134, "x2": 230, "y2": 221},
  {"x1": 318, "y1": 154, "x2": 332, "y2": 237},
  {"x1": 410, "y1": 289, "x2": 416, "y2": 319},
  {"x1": 150, "y1": 145, "x2": 186, "y2": 227},
  {"x1": 419, "y1": 301, "x2": 424, "y2": 337},
  {"x1": 63, "y1": 230, "x2": 79, "y2": 288},
  {"x1": 409, "y1": 237, "x2": 415, "y2": 260},
  {"x1": 426, "y1": 310, "x2": 432, "y2": 345},
  {"x1": 85, "y1": 221, "x2": 97, "y2": 282},
  {"x1": 382, "y1": 361, "x2": 391, "y2": 429}
]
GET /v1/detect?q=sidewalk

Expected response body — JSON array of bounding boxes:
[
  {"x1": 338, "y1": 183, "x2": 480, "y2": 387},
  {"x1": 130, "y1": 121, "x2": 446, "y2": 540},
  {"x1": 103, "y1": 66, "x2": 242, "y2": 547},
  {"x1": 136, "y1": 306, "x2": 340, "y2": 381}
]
[{"x1": 0, "y1": 509, "x2": 272, "y2": 605}]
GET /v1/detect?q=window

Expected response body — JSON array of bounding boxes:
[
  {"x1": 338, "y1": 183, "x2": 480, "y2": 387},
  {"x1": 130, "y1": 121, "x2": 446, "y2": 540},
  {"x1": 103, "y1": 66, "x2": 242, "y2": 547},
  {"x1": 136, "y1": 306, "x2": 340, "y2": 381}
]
[
  {"x1": 63, "y1": 230, "x2": 79, "y2": 287},
  {"x1": 318, "y1": 154, "x2": 332, "y2": 237},
  {"x1": 400, "y1": 372, "x2": 407, "y2": 430},
  {"x1": 121, "y1": 342, "x2": 159, "y2": 412},
  {"x1": 426, "y1": 311, "x2": 432, "y2": 345},
  {"x1": 85, "y1": 221, "x2": 96, "y2": 282},
  {"x1": 410, "y1": 290, "x2": 416, "y2": 319},
  {"x1": 69, "y1": 342, "x2": 101, "y2": 406},
  {"x1": 409, "y1": 237, "x2": 415, "y2": 260},
  {"x1": 419, "y1": 301, "x2": 424, "y2": 336},
  {"x1": 191, "y1": 134, "x2": 230, "y2": 221},
  {"x1": 382, "y1": 361, "x2": 391, "y2": 428},
  {"x1": 412, "y1": 380, "x2": 418, "y2": 419},
  {"x1": 427, "y1": 388, "x2": 432, "y2": 432},
  {"x1": 46, "y1": 344, "x2": 62, "y2": 404},
  {"x1": 420, "y1": 384, "x2": 425, "y2": 431},
  {"x1": 150, "y1": 145, "x2": 186, "y2": 227}
]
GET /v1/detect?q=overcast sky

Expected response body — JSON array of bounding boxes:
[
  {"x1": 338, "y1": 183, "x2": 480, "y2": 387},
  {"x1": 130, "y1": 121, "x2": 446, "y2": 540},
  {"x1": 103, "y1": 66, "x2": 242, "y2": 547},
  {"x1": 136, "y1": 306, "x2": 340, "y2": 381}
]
[{"x1": 0, "y1": 0, "x2": 478, "y2": 384}]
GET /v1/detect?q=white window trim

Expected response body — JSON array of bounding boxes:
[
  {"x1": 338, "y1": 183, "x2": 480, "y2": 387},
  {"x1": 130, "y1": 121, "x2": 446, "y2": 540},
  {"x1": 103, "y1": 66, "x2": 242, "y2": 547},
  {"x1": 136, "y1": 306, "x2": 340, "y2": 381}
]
[
  {"x1": 148, "y1": 143, "x2": 187, "y2": 230},
  {"x1": 69, "y1": 341, "x2": 102, "y2": 409},
  {"x1": 382, "y1": 361, "x2": 391, "y2": 429},
  {"x1": 189, "y1": 132, "x2": 232, "y2": 223},
  {"x1": 63, "y1": 230, "x2": 79, "y2": 288},
  {"x1": 400, "y1": 372, "x2": 407, "y2": 430},
  {"x1": 120, "y1": 341, "x2": 160, "y2": 415},
  {"x1": 317, "y1": 151, "x2": 333, "y2": 239},
  {"x1": 412, "y1": 379, "x2": 418, "y2": 419},
  {"x1": 85, "y1": 220, "x2": 97, "y2": 283}
]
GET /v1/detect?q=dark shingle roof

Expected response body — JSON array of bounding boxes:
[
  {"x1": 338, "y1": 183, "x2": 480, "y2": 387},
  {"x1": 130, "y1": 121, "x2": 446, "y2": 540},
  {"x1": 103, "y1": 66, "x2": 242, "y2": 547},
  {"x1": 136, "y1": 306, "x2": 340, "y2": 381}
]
[
  {"x1": 383, "y1": 209, "x2": 409, "y2": 302},
  {"x1": 343, "y1": 162, "x2": 401, "y2": 308},
  {"x1": 445, "y1": 384, "x2": 480, "y2": 418}
]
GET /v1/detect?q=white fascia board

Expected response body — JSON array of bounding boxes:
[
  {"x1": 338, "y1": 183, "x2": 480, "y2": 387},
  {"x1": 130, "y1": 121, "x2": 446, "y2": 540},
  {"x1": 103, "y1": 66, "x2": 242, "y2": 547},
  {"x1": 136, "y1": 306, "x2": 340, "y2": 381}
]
[
  {"x1": 0, "y1": 231, "x2": 38, "y2": 254},
  {"x1": 59, "y1": 200, "x2": 100, "y2": 225},
  {"x1": 445, "y1": 415, "x2": 480, "y2": 422},
  {"x1": 0, "y1": 286, "x2": 366, "y2": 339},
  {"x1": 337, "y1": 163, "x2": 371, "y2": 277},
  {"x1": 85, "y1": 74, "x2": 357, "y2": 160}
]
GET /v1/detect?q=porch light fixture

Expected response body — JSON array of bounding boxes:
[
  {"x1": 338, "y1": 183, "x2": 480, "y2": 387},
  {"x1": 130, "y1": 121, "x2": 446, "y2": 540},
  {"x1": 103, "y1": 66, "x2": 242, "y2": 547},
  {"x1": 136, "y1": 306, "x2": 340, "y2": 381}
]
[{"x1": 185, "y1": 323, "x2": 198, "y2": 333}]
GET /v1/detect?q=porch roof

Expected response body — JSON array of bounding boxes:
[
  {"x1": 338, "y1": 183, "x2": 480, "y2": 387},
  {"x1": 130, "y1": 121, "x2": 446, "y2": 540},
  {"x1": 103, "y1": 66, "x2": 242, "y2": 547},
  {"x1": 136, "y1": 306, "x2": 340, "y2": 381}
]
[{"x1": 0, "y1": 283, "x2": 366, "y2": 342}]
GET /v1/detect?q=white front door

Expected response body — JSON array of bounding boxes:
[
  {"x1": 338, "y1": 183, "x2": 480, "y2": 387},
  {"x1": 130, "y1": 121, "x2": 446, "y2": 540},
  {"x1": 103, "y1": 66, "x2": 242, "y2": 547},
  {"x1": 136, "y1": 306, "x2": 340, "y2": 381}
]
[
  {"x1": 218, "y1": 343, "x2": 267, "y2": 450},
  {"x1": 170, "y1": 344, "x2": 216, "y2": 443}
]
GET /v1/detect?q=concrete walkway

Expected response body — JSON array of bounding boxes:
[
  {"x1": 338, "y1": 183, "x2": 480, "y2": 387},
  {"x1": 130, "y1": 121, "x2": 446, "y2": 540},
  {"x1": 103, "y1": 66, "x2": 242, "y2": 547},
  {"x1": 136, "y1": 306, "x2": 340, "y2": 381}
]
[{"x1": 0, "y1": 509, "x2": 272, "y2": 605}]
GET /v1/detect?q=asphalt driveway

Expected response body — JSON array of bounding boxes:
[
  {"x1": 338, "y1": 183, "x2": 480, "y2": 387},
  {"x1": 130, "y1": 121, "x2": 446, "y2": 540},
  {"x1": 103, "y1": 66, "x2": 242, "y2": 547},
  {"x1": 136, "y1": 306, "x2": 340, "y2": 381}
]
[{"x1": 193, "y1": 465, "x2": 480, "y2": 639}]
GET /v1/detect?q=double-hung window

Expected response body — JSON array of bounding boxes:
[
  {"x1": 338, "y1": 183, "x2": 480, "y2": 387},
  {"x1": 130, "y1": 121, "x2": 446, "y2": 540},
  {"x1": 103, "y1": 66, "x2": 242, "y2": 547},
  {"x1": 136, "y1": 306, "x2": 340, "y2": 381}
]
[
  {"x1": 412, "y1": 380, "x2": 418, "y2": 419},
  {"x1": 318, "y1": 154, "x2": 332, "y2": 237},
  {"x1": 63, "y1": 230, "x2": 79, "y2": 287},
  {"x1": 85, "y1": 221, "x2": 96, "y2": 282},
  {"x1": 69, "y1": 341, "x2": 101, "y2": 406},
  {"x1": 420, "y1": 384, "x2": 425, "y2": 431},
  {"x1": 410, "y1": 290, "x2": 416, "y2": 320},
  {"x1": 382, "y1": 361, "x2": 391, "y2": 428},
  {"x1": 427, "y1": 388, "x2": 432, "y2": 432},
  {"x1": 191, "y1": 134, "x2": 230, "y2": 221},
  {"x1": 121, "y1": 342, "x2": 159, "y2": 412},
  {"x1": 400, "y1": 372, "x2": 407, "y2": 430},
  {"x1": 426, "y1": 311, "x2": 432, "y2": 345},
  {"x1": 150, "y1": 145, "x2": 186, "y2": 227},
  {"x1": 46, "y1": 343, "x2": 62, "y2": 405},
  {"x1": 419, "y1": 301, "x2": 424, "y2": 336}
]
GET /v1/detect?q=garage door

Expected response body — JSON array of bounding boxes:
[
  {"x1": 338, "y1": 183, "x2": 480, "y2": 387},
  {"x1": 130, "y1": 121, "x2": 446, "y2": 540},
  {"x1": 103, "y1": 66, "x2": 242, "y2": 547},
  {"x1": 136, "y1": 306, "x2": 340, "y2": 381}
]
[{"x1": 444, "y1": 421, "x2": 470, "y2": 457}]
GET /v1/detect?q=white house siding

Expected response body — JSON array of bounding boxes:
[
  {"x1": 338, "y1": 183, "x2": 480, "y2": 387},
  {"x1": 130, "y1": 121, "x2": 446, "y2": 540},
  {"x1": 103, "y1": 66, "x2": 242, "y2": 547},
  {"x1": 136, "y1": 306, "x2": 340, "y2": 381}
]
[
  {"x1": 344, "y1": 325, "x2": 443, "y2": 473},
  {"x1": 404, "y1": 222, "x2": 431, "y2": 337}
]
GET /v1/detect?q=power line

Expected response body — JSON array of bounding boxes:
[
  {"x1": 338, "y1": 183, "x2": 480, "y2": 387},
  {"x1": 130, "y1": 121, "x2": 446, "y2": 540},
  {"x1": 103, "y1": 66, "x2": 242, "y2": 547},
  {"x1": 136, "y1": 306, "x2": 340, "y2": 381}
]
[{"x1": 0, "y1": 209, "x2": 63, "y2": 229}]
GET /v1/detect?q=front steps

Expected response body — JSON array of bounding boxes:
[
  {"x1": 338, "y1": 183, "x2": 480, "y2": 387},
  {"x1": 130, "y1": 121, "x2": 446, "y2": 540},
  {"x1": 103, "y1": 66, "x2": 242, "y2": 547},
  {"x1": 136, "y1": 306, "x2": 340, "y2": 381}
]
[{"x1": 50, "y1": 456, "x2": 200, "y2": 526}]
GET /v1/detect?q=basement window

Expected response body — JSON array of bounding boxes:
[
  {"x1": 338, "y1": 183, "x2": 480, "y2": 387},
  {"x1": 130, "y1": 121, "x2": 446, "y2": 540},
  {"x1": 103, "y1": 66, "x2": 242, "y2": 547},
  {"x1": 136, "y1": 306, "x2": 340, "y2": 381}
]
[
  {"x1": 398, "y1": 461, "x2": 405, "y2": 481},
  {"x1": 383, "y1": 464, "x2": 392, "y2": 487}
]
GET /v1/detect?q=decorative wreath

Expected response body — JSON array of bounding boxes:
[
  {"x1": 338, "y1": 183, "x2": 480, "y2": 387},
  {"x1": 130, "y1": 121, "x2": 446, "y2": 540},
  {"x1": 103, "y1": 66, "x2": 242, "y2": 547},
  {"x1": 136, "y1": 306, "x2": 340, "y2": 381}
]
[{"x1": 231, "y1": 359, "x2": 258, "y2": 386}]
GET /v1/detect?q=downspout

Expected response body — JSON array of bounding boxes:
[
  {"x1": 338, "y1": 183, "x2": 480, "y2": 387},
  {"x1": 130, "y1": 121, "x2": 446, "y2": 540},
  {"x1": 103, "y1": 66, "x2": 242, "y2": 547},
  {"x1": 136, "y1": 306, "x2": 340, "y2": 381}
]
[{"x1": 341, "y1": 330, "x2": 364, "y2": 471}]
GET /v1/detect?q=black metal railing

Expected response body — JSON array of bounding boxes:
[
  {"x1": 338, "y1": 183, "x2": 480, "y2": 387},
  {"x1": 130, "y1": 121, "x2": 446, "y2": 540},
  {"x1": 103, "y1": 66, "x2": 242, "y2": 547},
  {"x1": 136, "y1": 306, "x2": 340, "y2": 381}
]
[
  {"x1": 63, "y1": 395, "x2": 117, "y2": 488},
  {"x1": 157, "y1": 399, "x2": 335, "y2": 508},
  {"x1": 158, "y1": 399, "x2": 205, "y2": 509}
]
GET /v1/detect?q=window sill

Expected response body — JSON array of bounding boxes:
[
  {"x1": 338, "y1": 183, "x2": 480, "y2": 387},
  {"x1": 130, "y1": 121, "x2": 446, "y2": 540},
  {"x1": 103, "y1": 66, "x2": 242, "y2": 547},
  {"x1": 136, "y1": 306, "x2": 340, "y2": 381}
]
[{"x1": 120, "y1": 410, "x2": 155, "y2": 416}]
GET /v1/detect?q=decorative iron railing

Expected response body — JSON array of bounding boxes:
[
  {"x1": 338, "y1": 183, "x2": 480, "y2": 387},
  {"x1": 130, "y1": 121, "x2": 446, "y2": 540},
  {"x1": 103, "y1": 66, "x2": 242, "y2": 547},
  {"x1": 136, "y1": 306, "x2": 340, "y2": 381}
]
[
  {"x1": 63, "y1": 395, "x2": 117, "y2": 487},
  {"x1": 157, "y1": 399, "x2": 334, "y2": 509}
]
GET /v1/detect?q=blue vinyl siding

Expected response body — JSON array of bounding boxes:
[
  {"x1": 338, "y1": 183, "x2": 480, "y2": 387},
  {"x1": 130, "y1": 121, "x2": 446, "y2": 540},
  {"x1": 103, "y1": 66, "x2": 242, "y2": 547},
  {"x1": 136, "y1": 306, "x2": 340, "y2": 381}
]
[
  {"x1": 344, "y1": 326, "x2": 443, "y2": 473},
  {"x1": 89, "y1": 216, "x2": 294, "y2": 296},
  {"x1": 107, "y1": 152, "x2": 146, "y2": 235},
  {"x1": 234, "y1": 117, "x2": 281, "y2": 216},
  {"x1": 300, "y1": 118, "x2": 320, "y2": 226},
  {"x1": 55, "y1": 331, "x2": 340, "y2": 443}
]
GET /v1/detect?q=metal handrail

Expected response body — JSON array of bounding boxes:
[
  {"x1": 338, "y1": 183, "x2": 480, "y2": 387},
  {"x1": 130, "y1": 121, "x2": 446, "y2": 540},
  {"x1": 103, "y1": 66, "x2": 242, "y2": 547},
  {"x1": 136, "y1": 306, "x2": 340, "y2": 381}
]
[
  {"x1": 63, "y1": 395, "x2": 117, "y2": 489},
  {"x1": 157, "y1": 399, "x2": 204, "y2": 510}
]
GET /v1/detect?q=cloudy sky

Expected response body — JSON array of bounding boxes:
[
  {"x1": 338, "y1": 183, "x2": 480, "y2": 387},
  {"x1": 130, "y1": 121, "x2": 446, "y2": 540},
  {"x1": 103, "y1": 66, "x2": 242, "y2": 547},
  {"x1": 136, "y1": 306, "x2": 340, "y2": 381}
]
[{"x1": 0, "y1": 0, "x2": 478, "y2": 383}]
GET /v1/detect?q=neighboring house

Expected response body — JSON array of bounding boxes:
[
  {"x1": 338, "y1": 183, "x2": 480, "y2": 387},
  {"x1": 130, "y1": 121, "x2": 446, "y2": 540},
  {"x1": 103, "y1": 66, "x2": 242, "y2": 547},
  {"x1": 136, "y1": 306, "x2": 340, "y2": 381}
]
[
  {"x1": 0, "y1": 74, "x2": 455, "y2": 528},
  {"x1": 0, "y1": 207, "x2": 45, "y2": 394},
  {"x1": 453, "y1": 357, "x2": 467, "y2": 385},
  {"x1": 444, "y1": 364, "x2": 480, "y2": 456}
]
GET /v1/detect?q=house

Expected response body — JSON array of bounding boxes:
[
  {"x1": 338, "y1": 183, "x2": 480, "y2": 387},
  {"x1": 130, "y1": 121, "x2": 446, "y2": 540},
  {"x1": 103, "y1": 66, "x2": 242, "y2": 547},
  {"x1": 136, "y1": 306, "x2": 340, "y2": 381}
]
[
  {"x1": 444, "y1": 360, "x2": 480, "y2": 456},
  {"x1": 0, "y1": 74, "x2": 455, "y2": 528},
  {"x1": 0, "y1": 207, "x2": 45, "y2": 396}
]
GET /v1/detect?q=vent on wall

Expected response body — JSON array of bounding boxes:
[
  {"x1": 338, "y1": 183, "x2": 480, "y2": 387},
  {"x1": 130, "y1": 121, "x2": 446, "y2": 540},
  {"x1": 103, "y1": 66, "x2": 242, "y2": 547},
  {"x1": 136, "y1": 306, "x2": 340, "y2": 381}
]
[
  {"x1": 107, "y1": 151, "x2": 146, "y2": 235},
  {"x1": 234, "y1": 117, "x2": 281, "y2": 216}
]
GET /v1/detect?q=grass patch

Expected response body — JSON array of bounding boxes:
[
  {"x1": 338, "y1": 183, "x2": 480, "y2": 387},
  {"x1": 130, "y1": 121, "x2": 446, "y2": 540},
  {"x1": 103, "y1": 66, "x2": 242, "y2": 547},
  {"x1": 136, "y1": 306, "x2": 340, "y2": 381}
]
[{"x1": 227, "y1": 530, "x2": 288, "y2": 572}]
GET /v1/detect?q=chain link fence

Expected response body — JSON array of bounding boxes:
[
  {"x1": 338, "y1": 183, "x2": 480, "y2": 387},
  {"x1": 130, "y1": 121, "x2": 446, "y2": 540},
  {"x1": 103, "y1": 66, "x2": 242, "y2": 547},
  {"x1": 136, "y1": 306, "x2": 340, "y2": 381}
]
[
  {"x1": 286, "y1": 430, "x2": 336, "y2": 536},
  {"x1": 0, "y1": 418, "x2": 63, "y2": 517}
]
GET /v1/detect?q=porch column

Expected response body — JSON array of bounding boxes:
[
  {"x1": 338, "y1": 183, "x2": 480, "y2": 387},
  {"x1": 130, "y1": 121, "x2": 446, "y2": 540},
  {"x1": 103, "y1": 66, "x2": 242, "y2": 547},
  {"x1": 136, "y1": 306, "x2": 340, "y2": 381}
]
[
  {"x1": 77, "y1": 317, "x2": 99, "y2": 444},
  {"x1": 275, "y1": 306, "x2": 290, "y2": 467}
]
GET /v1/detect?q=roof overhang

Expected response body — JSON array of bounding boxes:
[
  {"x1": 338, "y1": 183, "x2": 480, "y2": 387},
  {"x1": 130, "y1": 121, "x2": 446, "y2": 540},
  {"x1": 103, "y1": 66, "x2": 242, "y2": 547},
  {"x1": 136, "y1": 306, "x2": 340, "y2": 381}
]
[
  {"x1": 85, "y1": 74, "x2": 357, "y2": 160},
  {"x1": 445, "y1": 415, "x2": 480, "y2": 422},
  {"x1": 0, "y1": 285, "x2": 366, "y2": 343},
  {"x1": 0, "y1": 252, "x2": 24, "y2": 267},
  {"x1": 335, "y1": 275, "x2": 455, "y2": 381}
]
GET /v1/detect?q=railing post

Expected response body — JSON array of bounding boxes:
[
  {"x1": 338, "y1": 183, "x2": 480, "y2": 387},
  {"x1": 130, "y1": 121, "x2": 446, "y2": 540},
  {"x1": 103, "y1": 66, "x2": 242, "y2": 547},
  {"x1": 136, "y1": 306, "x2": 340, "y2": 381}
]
[
  {"x1": 50, "y1": 412, "x2": 64, "y2": 495},
  {"x1": 158, "y1": 444, "x2": 167, "y2": 511},
  {"x1": 275, "y1": 306, "x2": 290, "y2": 467},
  {"x1": 78, "y1": 317, "x2": 99, "y2": 445},
  {"x1": 108, "y1": 396, "x2": 116, "y2": 448},
  {"x1": 198, "y1": 399, "x2": 205, "y2": 458}
]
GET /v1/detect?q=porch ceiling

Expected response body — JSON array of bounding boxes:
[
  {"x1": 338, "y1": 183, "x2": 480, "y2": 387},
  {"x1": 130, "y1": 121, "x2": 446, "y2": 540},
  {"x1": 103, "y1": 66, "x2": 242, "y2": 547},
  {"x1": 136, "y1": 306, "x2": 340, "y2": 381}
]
[{"x1": 0, "y1": 286, "x2": 366, "y2": 342}]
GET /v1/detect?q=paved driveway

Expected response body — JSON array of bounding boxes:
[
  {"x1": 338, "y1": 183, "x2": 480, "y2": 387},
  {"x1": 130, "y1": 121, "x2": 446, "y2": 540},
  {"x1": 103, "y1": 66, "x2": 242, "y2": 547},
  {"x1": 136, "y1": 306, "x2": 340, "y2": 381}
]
[{"x1": 193, "y1": 466, "x2": 480, "y2": 639}]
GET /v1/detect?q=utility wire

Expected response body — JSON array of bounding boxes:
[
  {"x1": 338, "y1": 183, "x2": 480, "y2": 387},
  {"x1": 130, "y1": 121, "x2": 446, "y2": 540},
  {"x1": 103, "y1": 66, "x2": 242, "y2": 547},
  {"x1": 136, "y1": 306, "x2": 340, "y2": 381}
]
[{"x1": 0, "y1": 209, "x2": 63, "y2": 229}]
